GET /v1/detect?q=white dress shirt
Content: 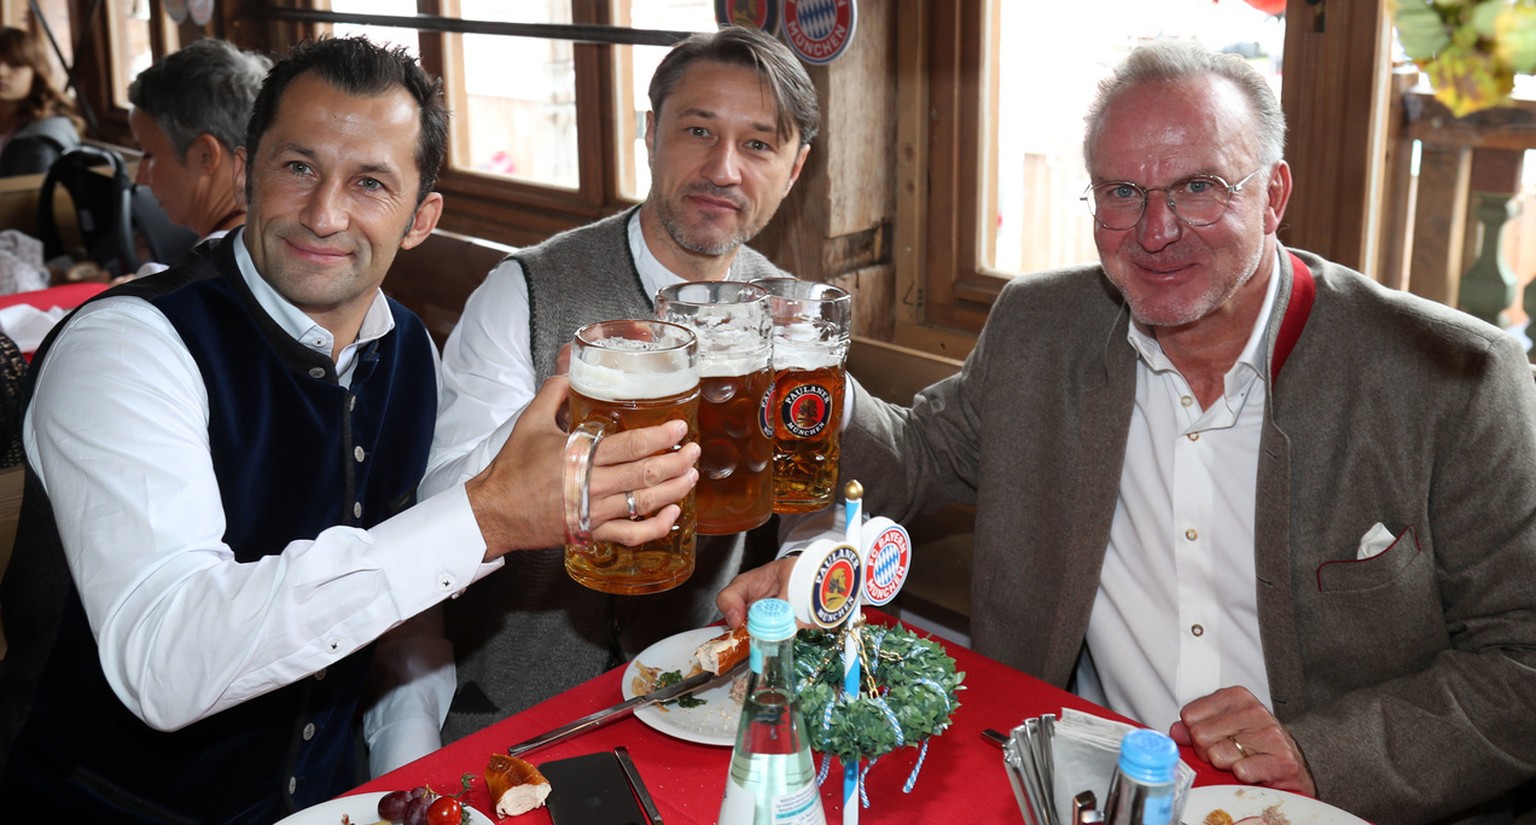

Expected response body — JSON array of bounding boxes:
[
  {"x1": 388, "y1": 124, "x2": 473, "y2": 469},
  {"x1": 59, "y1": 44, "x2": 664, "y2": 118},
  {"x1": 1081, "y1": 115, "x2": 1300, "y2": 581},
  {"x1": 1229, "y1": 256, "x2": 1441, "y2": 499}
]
[
  {"x1": 24, "y1": 228, "x2": 498, "y2": 738},
  {"x1": 1074, "y1": 255, "x2": 1281, "y2": 731}
]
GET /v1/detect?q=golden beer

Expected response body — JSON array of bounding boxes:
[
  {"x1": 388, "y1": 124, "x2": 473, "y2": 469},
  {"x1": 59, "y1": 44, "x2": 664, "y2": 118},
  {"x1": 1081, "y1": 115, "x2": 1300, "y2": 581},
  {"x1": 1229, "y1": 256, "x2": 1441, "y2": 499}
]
[
  {"x1": 696, "y1": 365, "x2": 775, "y2": 534},
  {"x1": 564, "y1": 321, "x2": 699, "y2": 595},
  {"x1": 655, "y1": 281, "x2": 775, "y2": 535},
  {"x1": 769, "y1": 360, "x2": 846, "y2": 513}
]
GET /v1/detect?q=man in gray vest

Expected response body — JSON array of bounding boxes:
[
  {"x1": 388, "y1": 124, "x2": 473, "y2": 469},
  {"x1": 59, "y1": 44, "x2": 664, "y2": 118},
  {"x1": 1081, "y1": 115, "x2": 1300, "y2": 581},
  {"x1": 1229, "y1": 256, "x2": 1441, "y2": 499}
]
[{"x1": 365, "y1": 25, "x2": 820, "y2": 770}]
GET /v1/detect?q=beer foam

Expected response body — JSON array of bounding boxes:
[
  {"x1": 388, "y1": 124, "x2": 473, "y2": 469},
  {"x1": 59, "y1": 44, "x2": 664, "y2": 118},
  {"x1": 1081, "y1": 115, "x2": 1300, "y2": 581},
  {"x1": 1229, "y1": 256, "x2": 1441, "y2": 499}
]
[
  {"x1": 771, "y1": 337, "x2": 846, "y2": 370},
  {"x1": 570, "y1": 358, "x2": 698, "y2": 401}
]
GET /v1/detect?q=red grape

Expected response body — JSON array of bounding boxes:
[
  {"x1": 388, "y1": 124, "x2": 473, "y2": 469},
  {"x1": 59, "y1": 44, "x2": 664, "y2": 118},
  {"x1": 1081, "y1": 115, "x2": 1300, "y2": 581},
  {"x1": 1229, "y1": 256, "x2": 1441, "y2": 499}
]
[
  {"x1": 403, "y1": 795, "x2": 431, "y2": 825},
  {"x1": 378, "y1": 790, "x2": 411, "y2": 821}
]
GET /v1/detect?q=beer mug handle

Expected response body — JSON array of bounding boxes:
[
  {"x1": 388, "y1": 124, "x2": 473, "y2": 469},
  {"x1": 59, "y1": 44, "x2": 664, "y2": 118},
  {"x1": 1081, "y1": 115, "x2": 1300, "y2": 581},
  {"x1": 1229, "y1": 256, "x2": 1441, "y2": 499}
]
[{"x1": 563, "y1": 418, "x2": 610, "y2": 549}]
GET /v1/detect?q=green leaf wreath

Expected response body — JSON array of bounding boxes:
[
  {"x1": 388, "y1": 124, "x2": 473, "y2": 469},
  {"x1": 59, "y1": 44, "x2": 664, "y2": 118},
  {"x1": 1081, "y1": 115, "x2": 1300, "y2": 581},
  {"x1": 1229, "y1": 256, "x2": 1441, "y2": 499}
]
[{"x1": 792, "y1": 622, "x2": 965, "y2": 764}]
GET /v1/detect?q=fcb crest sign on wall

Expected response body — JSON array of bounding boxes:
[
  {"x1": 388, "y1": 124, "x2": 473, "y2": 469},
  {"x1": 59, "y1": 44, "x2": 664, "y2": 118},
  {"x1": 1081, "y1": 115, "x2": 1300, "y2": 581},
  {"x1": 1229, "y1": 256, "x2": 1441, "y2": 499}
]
[
  {"x1": 715, "y1": 0, "x2": 781, "y2": 35},
  {"x1": 783, "y1": 0, "x2": 857, "y2": 65}
]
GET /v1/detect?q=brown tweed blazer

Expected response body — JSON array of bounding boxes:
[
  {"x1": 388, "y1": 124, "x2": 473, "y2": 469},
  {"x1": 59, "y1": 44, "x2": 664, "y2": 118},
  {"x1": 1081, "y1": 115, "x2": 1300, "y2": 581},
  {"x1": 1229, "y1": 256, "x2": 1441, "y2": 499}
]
[{"x1": 841, "y1": 249, "x2": 1536, "y2": 824}]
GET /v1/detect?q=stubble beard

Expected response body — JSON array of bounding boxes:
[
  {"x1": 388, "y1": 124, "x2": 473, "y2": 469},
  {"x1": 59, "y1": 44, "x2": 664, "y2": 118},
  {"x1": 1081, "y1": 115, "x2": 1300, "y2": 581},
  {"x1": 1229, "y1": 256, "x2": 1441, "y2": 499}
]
[{"x1": 655, "y1": 186, "x2": 756, "y2": 258}]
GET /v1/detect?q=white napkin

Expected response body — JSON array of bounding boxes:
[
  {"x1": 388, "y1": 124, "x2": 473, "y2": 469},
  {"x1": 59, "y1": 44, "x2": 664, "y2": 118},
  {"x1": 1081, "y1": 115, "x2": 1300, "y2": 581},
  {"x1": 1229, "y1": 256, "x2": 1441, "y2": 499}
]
[
  {"x1": 1048, "y1": 709, "x2": 1195, "y2": 825},
  {"x1": 0, "y1": 304, "x2": 68, "y2": 352},
  {"x1": 1356, "y1": 522, "x2": 1397, "y2": 560}
]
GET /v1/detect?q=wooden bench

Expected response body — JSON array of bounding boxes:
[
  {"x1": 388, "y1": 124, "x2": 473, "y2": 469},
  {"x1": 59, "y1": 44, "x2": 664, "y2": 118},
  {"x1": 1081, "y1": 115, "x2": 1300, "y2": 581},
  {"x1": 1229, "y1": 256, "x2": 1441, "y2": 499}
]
[{"x1": 383, "y1": 228, "x2": 516, "y2": 348}]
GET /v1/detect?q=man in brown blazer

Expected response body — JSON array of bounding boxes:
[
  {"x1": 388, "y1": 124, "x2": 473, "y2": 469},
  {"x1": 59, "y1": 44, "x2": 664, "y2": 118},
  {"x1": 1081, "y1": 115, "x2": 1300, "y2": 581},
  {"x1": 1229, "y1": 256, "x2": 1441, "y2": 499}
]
[{"x1": 721, "y1": 40, "x2": 1536, "y2": 825}]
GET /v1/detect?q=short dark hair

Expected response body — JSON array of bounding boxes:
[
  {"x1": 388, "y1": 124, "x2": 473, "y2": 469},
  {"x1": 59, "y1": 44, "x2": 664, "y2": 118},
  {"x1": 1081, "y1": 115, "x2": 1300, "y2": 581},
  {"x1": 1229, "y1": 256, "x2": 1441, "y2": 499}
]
[
  {"x1": 244, "y1": 36, "x2": 448, "y2": 205},
  {"x1": 648, "y1": 26, "x2": 819, "y2": 147},
  {"x1": 129, "y1": 38, "x2": 271, "y2": 159}
]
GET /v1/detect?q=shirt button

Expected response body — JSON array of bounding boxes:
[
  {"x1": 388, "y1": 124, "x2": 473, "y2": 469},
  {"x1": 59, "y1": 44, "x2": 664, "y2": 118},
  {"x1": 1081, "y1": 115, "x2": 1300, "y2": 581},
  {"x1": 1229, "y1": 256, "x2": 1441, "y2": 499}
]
[
  {"x1": 1187, "y1": 432, "x2": 1200, "y2": 442},
  {"x1": 1180, "y1": 395, "x2": 1194, "y2": 408},
  {"x1": 289, "y1": 776, "x2": 297, "y2": 794},
  {"x1": 1191, "y1": 624, "x2": 1205, "y2": 637},
  {"x1": 1185, "y1": 528, "x2": 1198, "y2": 541},
  {"x1": 353, "y1": 501, "x2": 363, "y2": 518},
  {"x1": 314, "y1": 668, "x2": 327, "y2": 681},
  {"x1": 308, "y1": 367, "x2": 325, "y2": 379},
  {"x1": 354, "y1": 446, "x2": 366, "y2": 462},
  {"x1": 327, "y1": 638, "x2": 341, "y2": 652},
  {"x1": 438, "y1": 574, "x2": 455, "y2": 591},
  {"x1": 303, "y1": 722, "x2": 316, "y2": 741}
]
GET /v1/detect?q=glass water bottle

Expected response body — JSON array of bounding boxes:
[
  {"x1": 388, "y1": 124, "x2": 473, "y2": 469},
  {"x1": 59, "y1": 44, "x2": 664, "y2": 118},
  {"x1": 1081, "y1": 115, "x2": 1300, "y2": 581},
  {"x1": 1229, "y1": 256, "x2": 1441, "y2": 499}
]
[{"x1": 717, "y1": 598, "x2": 825, "y2": 824}]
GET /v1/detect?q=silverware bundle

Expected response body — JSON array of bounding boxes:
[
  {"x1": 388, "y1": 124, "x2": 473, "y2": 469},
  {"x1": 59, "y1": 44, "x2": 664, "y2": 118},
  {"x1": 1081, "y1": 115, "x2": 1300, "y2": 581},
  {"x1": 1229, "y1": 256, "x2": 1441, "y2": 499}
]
[
  {"x1": 1003, "y1": 714, "x2": 1062, "y2": 825},
  {"x1": 999, "y1": 709, "x2": 1195, "y2": 825}
]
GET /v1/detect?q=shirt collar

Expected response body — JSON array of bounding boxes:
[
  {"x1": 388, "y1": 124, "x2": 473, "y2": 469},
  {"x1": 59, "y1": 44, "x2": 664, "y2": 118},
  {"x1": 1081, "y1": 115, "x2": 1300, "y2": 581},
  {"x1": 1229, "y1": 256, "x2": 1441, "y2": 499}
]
[{"x1": 232, "y1": 226, "x2": 396, "y2": 363}]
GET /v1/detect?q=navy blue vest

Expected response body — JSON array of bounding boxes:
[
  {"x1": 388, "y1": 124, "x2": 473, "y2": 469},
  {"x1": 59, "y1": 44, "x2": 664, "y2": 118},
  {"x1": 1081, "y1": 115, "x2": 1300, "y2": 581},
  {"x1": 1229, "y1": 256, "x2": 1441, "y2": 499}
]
[{"x1": 2, "y1": 237, "x2": 437, "y2": 823}]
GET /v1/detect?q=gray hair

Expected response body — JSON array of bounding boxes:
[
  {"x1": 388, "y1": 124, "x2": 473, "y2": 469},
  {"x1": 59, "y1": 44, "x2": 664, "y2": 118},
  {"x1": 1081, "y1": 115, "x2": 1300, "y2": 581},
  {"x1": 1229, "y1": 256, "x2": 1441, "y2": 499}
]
[
  {"x1": 649, "y1": 25, "x2": 820, "y2": 147},
  {"x1": 1083, "y1": 39, "x2": 1285, "y2": 171},
  {"x1": 128, "y1": 38, "x2": 272, "y2": 159}
]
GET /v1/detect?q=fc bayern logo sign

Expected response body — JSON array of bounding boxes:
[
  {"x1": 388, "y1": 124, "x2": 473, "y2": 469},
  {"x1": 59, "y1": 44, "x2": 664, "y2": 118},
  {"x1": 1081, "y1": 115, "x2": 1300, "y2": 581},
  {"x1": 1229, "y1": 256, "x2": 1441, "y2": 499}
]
[
  {"x1": 715, "y1": 0, "x2": 780, "y2": 35},
  {"x1": 862, "y1": 523, "x2": 910, "y2": 606},
  {"x1": 783, "y1": 0, "x2": 857, "y2": 65}
]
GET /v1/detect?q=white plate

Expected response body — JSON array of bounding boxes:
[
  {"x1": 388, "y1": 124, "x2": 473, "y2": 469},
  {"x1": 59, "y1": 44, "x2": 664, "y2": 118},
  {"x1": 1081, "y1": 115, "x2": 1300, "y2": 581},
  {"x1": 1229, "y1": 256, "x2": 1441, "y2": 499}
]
[
  {"x1": 1184, "y1": 785, "x2": 1369, "y2": 825},
  {"x1": 273, "y1": 791, "x2": 495, "y2": 825},
  {"x1": 622, "y1": 626, "x2": 744, "y2": 747}
]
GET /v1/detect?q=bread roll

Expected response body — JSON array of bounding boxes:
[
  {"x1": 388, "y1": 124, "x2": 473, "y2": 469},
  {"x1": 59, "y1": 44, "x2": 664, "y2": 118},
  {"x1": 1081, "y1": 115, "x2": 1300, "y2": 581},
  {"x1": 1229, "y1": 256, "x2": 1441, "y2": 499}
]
[
  {"x1": 692, "y1": 625, "x2": 750, "y2": 675},
  {"x1": 485, "y1": 753, "x2": 551, "y2": 817}
]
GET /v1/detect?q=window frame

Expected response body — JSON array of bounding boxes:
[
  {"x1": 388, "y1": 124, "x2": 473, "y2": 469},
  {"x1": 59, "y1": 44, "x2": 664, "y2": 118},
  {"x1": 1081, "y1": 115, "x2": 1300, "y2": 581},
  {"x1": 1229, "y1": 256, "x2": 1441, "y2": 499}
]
[{"x1": 904, "y1": 0, "x2": 1391, "y2": 338}]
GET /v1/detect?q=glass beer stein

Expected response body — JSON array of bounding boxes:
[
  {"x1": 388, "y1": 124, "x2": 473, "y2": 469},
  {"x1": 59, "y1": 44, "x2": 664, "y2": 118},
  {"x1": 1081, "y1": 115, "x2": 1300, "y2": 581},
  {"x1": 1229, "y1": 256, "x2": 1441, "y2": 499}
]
[
  {"x1": 656, "y1": 282, "x2": 775, "y2": 535},
  {"x1": 753, "y1": 279, "x2": 852, "y2": 514},
  {"x1": 563, "y1": 320, "x2": 700, "y2": 594}
]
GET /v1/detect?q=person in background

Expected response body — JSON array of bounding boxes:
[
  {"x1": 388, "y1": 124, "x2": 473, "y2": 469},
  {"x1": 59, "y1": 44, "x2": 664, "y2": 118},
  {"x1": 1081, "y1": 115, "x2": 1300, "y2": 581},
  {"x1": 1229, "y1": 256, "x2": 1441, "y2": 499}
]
[
  {"x1": 365, "y1": 24, "x2": 818, "y2": 774},
  {"x1": 0, "y1": 25, "x2": 80, "y2": 177},
  {"x1": 0, "y1": 36, "x2": 696, "y2": 823},
  {"x1": 719, "y1": 38, "x2": 1536, "y2": 825},
  {"x1": 126, "y1": 38, "x2": 271, "y2": 276}
]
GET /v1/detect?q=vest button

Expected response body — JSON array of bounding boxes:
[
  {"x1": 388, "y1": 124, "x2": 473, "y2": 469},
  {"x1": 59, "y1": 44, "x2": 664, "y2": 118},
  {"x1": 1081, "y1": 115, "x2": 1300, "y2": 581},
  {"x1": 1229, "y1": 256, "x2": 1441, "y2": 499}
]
[
  {"x1": 303, "y1": 722, "x2": 316, "y2": 741},
  {"x1": 348, "y1": 396, "x2": 357, "y2": 412},
  {"x1": 314, "y1": 668, "x2": 326, "y2": 681},
  {"x1": 353, "y1": 501, "x2": 363, "y2": 518},
  {"x1": 308, "y1": 367, "x2": 325, "y2": 379},
  {"x1": 288, "y1": 776, "x2": 297, "y2": 794},
  {"x1": 354, "y1": 446, "x2": 366, "y2": 462}
]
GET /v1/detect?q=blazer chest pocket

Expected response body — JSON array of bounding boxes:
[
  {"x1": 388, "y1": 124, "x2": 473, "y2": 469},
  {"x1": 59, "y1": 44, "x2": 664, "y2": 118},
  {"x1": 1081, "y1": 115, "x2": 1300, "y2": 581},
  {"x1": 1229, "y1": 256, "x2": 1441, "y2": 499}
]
[{"x1": 1314, "y1": 525, "x2": 1424, "y2": 593}]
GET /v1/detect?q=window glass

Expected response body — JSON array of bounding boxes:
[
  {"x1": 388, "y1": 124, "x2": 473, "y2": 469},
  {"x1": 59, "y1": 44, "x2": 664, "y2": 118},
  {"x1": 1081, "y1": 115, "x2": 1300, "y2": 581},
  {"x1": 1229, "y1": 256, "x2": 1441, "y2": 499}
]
[
  {"x1": 28, "y1": 0, "x2": 72, "y2": 80},
  {"x1": 988, "y1": 0, "x2": 1283, "y2": 276},
  {"x1": 109, "y1": 0, "x2": 153, "y2": 109},
  {"x1": 329, "y1": 0, "x2": 420, "y2": 55},
  {"x1": 613, "y1": 0, "x2": 715, "y2": 200},
  {"x1": 452, "y1": 0, "x2": 578, "y2": 188}
]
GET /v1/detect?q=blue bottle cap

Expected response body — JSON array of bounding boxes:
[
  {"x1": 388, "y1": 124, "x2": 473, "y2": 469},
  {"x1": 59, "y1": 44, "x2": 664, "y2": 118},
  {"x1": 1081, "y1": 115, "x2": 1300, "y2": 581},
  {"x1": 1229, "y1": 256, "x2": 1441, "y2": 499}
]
[
  {"x1": 1117, "y1": 729, "x2": 1178, "y2": 785},
  {"x1": 747, "y1": 598, "x2": 795, "y2": 642}
]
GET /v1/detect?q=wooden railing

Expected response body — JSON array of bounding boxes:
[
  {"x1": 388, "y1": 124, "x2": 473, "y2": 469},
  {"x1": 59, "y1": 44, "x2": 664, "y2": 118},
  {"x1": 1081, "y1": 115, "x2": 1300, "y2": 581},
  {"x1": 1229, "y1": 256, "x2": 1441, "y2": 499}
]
[{"x1": 1384, "y1": 81, "x2": 1536, "y2": 347}]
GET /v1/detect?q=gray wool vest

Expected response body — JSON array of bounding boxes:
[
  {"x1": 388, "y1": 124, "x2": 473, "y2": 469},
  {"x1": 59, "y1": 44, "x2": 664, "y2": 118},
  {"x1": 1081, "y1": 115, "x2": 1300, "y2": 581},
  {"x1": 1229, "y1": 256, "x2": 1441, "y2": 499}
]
[{"x1": 441, "y1": 207, "x2": 787, "y2": 744}]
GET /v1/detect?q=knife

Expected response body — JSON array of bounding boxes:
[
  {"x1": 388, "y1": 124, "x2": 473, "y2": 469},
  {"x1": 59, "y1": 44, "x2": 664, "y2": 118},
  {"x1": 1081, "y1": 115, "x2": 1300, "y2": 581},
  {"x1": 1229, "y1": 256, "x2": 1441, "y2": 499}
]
[
  {"x1": 614, "y1": 746, "x2": 664, "y2": 825},
  {"x1": 507, "y1": 659, "x2": 748, "y2": 758}
]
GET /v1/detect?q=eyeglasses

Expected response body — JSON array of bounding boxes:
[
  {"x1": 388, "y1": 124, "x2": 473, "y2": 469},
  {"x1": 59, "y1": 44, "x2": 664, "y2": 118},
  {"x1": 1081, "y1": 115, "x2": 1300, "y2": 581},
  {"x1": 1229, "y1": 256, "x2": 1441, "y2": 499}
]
[{"x1": 1080, "y1": 167, "x2": 1267, "y2": 231}]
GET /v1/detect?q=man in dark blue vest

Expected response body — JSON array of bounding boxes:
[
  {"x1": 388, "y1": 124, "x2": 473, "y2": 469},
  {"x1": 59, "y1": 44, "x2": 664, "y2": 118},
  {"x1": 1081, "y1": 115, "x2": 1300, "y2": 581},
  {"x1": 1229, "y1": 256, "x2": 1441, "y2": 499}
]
[{"x1": 0, "y1": 37, "x2": 696, "y2": 824}]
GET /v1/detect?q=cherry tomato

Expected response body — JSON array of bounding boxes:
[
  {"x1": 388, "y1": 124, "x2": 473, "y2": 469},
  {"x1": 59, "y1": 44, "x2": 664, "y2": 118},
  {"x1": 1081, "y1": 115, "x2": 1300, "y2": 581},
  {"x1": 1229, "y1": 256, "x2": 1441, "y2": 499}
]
[{"x1": 426, "y1": 795, "x2": 463, "y2": 825}]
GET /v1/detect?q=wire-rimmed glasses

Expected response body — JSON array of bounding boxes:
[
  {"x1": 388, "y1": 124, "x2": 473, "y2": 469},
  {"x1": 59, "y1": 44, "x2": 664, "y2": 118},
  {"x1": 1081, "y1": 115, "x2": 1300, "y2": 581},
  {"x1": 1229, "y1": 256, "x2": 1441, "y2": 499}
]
[{"x1": 1081, "y1": 167, "x2": 1266, "y2": 231}]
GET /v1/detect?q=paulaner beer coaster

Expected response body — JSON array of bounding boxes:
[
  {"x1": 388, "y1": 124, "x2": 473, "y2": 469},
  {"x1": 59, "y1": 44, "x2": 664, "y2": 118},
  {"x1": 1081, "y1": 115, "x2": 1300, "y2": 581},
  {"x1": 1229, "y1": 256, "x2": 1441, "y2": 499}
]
[{"x1": 787, "y1": 538, "x2": 862, "y2": 628}]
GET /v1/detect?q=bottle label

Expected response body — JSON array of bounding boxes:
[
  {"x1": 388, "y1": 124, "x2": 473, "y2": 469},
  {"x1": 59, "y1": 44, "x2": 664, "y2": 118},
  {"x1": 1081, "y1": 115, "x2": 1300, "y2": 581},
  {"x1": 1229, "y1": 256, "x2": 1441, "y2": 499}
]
[{"x1": 718, "y1": 777, "x2": 824, "y2": 824}]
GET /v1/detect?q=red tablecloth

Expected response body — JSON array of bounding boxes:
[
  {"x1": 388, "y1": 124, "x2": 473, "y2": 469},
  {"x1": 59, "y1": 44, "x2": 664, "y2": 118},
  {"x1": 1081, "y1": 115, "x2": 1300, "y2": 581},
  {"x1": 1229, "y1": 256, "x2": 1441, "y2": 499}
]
[
  {"x1": 350, "y1": 611, "x2": 1234, "y2": 823},
  {"x1": 0, "y1": 281, "x2": 107, "y2": 311}
]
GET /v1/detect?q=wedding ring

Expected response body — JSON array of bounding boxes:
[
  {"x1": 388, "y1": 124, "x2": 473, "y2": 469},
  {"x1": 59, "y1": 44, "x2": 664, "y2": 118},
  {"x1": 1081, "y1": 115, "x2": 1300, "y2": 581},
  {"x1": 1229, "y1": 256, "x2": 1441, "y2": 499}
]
[
  {"x1": 625, "y1": 490, "x2": 640, "y2": 520},
  {"x1": 1232, "y1": 737, "x2": 1250, "y2": 759}
]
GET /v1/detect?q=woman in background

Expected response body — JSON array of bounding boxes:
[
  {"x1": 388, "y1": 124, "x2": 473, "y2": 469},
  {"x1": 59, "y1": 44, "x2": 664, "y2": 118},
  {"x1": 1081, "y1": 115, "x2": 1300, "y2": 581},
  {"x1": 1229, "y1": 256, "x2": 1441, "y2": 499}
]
[{"x1": 0, "y1": 26, "x2": 81, "y2": 177}]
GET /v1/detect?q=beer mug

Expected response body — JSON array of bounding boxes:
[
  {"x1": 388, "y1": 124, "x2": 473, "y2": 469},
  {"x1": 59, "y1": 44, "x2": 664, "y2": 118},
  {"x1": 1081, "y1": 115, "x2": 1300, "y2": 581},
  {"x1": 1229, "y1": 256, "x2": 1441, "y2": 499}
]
[
  {"x1": 655, "y1": 282, "x2": 774, "y2": 535},
  {"x1": 563, "y1": 320, "x2": 700, "y2": 595},
  {"x1": 753, "y1": 279, "x2": 852, "y2": 513}
]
